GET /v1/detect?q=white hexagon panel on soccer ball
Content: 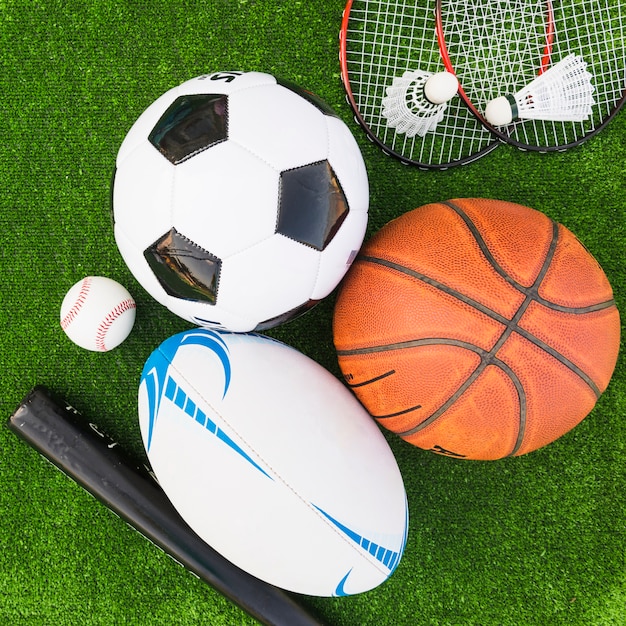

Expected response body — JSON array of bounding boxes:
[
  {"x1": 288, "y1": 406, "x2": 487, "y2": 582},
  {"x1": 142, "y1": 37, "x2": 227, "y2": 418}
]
[
  {"x1": 325, "y1": 116, "x2": 370, "y2": 218},
  {"x1": 228, "y1": 84, "x2": 330, "y2": 172},
  {"x1": 113, "y1": 139, "x2": 176, "y2": 252},
  {"x1": 312, "y1": 208, "x2": 369, "y2": 299},
  {"x1": 167, "y1": 295, "x2": 258, "y2": 332},
  {"x1": 218, "y1": 235, "x2": 321, "y2": 327},
  {"x1": 171, "y1": 141, "x2": 280, "y2": 260}
]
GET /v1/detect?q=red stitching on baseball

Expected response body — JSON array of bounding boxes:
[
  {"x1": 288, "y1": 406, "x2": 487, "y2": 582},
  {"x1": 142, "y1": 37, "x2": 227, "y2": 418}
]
[
  {"x1": 60, "y1": 277, "x2": 92, "y2": 330},
  {"x1": 95, "y1": 298, "x2": 136, "y2": 351}
]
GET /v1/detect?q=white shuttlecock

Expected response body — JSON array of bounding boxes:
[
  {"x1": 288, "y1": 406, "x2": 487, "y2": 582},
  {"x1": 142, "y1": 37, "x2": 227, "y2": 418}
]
[
  {"x1": 382, "y1": 70, "x2": 458, "y2": 137},
  {"x1": 484, "y1": 54, "x2": 595, "y2": 126}
]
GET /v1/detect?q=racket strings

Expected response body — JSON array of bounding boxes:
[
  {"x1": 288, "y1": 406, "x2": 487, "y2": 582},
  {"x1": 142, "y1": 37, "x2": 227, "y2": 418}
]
[
  {"x1": 341, "y1": 0, "x2": 498, "y2": 167},
  {"x1": 437, "y1": 0, "x2": 626, "y2": 149},
  {"x1": 442, "y1": 1, "x2": 551, "y2": 102},
  {"x1": 345, "y1": 2, "x2": 438, "y2": 121}
]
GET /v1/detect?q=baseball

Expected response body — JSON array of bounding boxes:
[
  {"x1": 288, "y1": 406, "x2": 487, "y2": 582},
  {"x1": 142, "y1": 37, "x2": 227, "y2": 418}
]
[{"x1": 60, "y1": 276, "x2": 136, "y2": 352}]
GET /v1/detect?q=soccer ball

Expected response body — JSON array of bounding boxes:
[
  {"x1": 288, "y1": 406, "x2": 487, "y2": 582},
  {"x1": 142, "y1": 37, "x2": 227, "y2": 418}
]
[{"x1": 111, "y1": 71, "x2": 369, "y2": 332}]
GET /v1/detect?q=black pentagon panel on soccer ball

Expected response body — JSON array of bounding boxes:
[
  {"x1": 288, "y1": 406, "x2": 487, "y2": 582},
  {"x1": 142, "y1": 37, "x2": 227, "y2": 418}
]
[
  {"x1": 254, "y1": 299, "x2": 321, "y2": 331},
  {"x1": 276, "y1": 161, "x2": 349, "y2": 250},
  {"x1": 276, "y1": 160, "x2": 349, "y2": 251},
  {"x1": 276, "y1": 78, "x2": 340, "y2": 119},
  {"x1": 148, "y1": 94, "x2": 228, "y2": 164},
  {"x1": 144, "y1": 228, "x2": 221, "y2": 304}
]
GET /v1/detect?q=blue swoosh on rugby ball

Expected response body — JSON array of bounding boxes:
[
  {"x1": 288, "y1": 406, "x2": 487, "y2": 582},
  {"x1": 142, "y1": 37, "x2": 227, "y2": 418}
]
[
  {"x1": 161, "y1": 372, "x2": 273, "y2": 480},
  {"x1": 313, "y1": 503, "x2": 406, "y2": 596},
  {"x1": 141, "y1": 329, "x2": 231, "y2": 450}
]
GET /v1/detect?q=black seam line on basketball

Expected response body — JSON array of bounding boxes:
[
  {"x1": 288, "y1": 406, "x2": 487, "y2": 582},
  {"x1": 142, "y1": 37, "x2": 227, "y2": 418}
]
[
  {"x1": 513, "y1": 329, "x2": 601, "y2": 398},
  {"x1": 357, "y1": 255, "x2": 513, "y2": 326},
  {"x1": 355, "y1": 255, "x2": 602, "y2": 399},
  {"x1": 372, "y1": 404, "x2": 424, "y2": 420},
  {"x1": 396, "y1": 221, "x2": 598, "y2": 450},
  {"x1": 442, "y1": 201, "x2": 616, "y2": 315},
  {"x1": 340, "y1": 337, "x2": 491, "y2": 423},
  {"x1": 401, "y1": 359, "x2": 528, "y2": 457},
  {"x1": 497, "y1": 360, "x2": 527, "y2": 457},
  {"x1": 356, "y1": 253, "x2": 616, "y2": 320},
  {"x1": 397, "y1": 220, "x2": 549, "y2": 445},
  {"x1": 481, "y1": 218, "x2": 601, "y2": 399},
  {"x1": 441, "y1": 200, "x2": 615, "y2": 315},
  {"x1": 530, "y1": 297, "x2": 617, "y2": 315},
  {"x1": 442, "y1": 200, "x2": 545, "y2": 294},
  {"x1": 381, "y1": 219, "x2": 590, "y2": 456},
  {"x1": 357, "y1": 222, "x2": 602, "y2": 398},
  {"x1": 346, "y1": 370, "x2": 395, "y2": 388},
  {"x1": 336, "y1": 337, "x2": 479, "y2": 357},
  {"x1": 395, "y1": 343, "x2": 527, "y2": 454}
]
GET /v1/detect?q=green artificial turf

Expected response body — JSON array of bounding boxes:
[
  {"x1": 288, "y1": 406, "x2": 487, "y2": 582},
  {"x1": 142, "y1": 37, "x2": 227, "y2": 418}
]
[{"x1": 1, "y1": 2, "x2": 624, "y2": 625}]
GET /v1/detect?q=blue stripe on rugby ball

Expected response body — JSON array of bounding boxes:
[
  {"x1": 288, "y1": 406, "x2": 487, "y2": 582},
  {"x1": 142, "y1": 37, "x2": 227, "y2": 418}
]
[
  {"x1": 140, "y1": 329, "x2": 271, "y2": 478},
  {"x1": 138, "y1": 328, "x2": 408, "y2": 596},
  {"x1": 313, "y1": 504, "x2": 403, "y2": 574}
]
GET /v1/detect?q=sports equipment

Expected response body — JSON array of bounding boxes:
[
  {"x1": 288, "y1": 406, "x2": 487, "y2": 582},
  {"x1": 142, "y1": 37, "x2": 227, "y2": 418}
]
[
  {"x1": 333, "y1": 199, "x2": 621, "y2": 460},
  {"x1": 139, "y1": 329, "x2": 408, "y2": 595},
  {"x1": 484, "y1": 54, "x2": 595, "y2": 126},
  {"x1": 339, "y1": 0, "x2": 499, "y2": 169},
  {"x1": 423, "y1": 71, "x2": 459, "y2": 105},
  {"x1": 112, "y1": 70, "x2": 369, "y2": 332},
  {"x1": 60, "y1": 276, "x2": 136, "y2": 351},
  {"x1": 7, "y1": 386, "x2": 324, "y2": 626},
  {"x1": 382, "y1": 70, "x2": 459, "y2": 137},
  {"x1": 435, "y1": 0, "x2": 626, "y2": 151}
]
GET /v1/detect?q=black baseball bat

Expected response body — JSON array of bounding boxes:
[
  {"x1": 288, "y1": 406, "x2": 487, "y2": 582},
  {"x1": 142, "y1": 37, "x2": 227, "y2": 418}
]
[{"x1": 7, "y1": 386, "x2": 325, "y2": 626}]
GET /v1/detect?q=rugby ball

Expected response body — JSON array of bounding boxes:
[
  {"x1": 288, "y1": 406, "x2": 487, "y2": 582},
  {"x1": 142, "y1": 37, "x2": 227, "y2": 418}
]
[{"x1": 138, "y1": 329, "x2": 408, "y2": 596}]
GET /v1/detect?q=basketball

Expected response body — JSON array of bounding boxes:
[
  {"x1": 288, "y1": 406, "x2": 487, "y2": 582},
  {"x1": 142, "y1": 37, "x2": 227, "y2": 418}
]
[{"x1": 333, "y1": 199, "x2": 621, "y2": 460}]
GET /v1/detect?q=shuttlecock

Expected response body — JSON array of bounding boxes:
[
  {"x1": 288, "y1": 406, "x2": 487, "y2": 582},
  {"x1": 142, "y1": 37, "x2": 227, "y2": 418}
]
[
  {"x1": 484, "y1": 54, "x2": 595, "y2": 126},
  {"x1": 382, "y1": 70, "x2": 459, "y2": 137}
]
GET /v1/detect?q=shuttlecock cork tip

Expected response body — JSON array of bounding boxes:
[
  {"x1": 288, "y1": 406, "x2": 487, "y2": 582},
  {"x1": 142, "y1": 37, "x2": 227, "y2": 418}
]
[
  {"x1": 485, "y1": 95, "x2": 516, "y2": 126},
  {"x1": 423, "y1": 71, "x2": 459, "y2": 105}
]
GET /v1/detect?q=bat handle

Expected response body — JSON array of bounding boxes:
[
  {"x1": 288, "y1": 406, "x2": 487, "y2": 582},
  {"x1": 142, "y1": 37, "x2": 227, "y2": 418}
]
[{"x1": 7, "y1": 386, "x2": 326, "y2": 626}]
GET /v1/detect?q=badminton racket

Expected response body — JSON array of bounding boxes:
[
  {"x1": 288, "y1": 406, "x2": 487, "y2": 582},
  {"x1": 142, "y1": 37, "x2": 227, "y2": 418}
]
[
  {"x1": 339, "y1": 0, "x2": 499, "y2": 169},
  {"x1": 435, "y1": 0, "x2": 626, "y2": 151}
]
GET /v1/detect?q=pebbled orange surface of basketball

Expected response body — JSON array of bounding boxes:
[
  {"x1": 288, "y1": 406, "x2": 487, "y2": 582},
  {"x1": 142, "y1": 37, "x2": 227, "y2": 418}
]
[{"x1": 333, "y1": 199, "x2": 621, "y2": 460}]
